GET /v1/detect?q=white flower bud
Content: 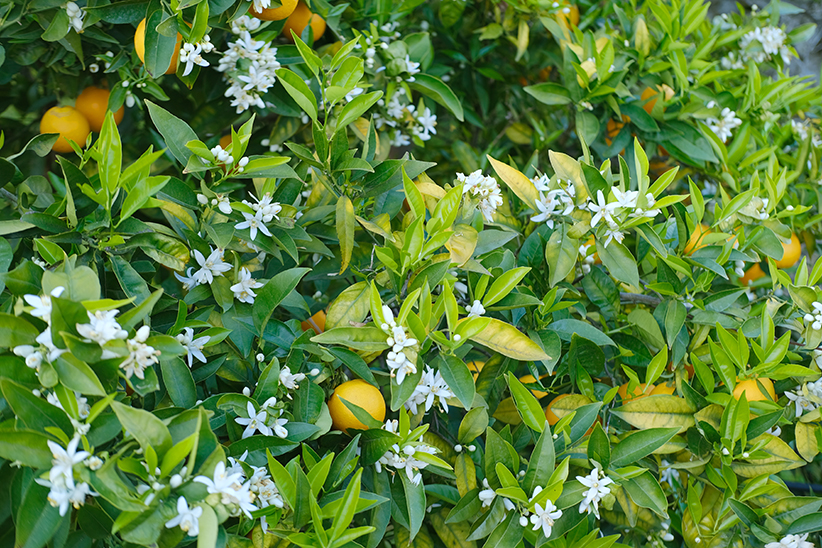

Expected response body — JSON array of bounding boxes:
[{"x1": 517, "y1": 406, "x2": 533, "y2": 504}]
[
  {"x1": 32, "y1": 389, "x2": 41, "y2": 397},
  {"x1": 454, "y1": 444, "x2": 462, "y2": 452},
  {"x1": 310, "y1": 368, "x2": 320, "y2": 376},
  {"x1": 468, "y1": 445, "x2": 476, "y2": 451},
  {"x1": 197, "y1": 194, "x2": 208, "y2": 205},
  {"x1": 242, "y1": 387, "x2": 251, "y2": 396},
  {"x1": 519, "y1": 516, "x2": 528, "y2": 527},
  {"x1": 454, "y1": 334, "x2": 461, "y2": 341},
  {"x1": 170, "y1": 474, "x2": 183, "y2": 488},
  {"x1": 239, "y1": 157, "x2": 249, "y2": 167},
  {"x1": 122, "y1": 80, "x2": 129, "y2": 87},
  {"x1": 256, "y1": 353, "x2": 265, "y2": 362}
]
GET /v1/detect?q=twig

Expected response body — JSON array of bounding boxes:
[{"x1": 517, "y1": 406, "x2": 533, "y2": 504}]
[{"x1": 619, "y1": 292, "x2": 661, "y2": 306}]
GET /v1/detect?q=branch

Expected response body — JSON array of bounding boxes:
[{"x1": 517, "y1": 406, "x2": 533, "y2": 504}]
[{"x1": 619, "y1": 292, "x2": 661, "y2": 306}]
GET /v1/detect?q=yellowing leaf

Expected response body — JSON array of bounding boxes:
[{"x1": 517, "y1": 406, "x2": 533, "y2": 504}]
[
  {"x1": 445, "y1": 224, "x2": 477, "y2": 266},
  {"x1": 611, "y1": 395, "x2": 696, "y2": 433},
  {"x1": 732, "y1": 434, "x2": 805, "y2": 478},
  {"x1": 492, "y1": 397, "x2": 523, "y2": 425},
  {"x1": 795, "y1": 422, "x2": 820, "y2": 462},
  {"x1": 486, "y1": 155, "x2": 538, "y2": 210},
  {"x1": 470, "y1": 318, "x2": 549, "y2": 361},
  {"x1": 325, "y1": 281, "x2": 370, "y2": 330},
  {"x1": 429, "y1": 508, "x2": 477, "y2": 548},
  {"x1": 336, "y1": 195, "x2": 355, "y2": 274}
]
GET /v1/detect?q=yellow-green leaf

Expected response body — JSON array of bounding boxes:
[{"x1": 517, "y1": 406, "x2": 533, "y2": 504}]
[
  {"x1": 611, "y1": 395, "x2": 695, "y2": 433},
  {"x1": 732, "y1": 434, "x2": 805, "y2": 478},
  {"x1": 336, "y1": 195, "x2": 355, "y2": 274},
  {"x1": 486, "y1": 155, "x2": 537, "y2": 210},
  {"x1": 325, "y1": 281, "x2": 370, "y2": 330},
  {"x1": 470, "y1": 318, "x2": 548, "y2": 361}
]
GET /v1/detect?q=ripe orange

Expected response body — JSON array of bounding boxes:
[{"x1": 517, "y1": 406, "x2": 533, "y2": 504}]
[
  {"x1": 282, "y1": 2, "x2": 326, "y2": 43},
  {"x1": 135, "y1": 18, "x2": 182, "y2": 75},
  {"x1": 519, "y1": 374, "x2": 548, "y2": 399},
  {"x1": 684, "y1": 223, "x2": 710, "y2": 254},
  {"x1": 301, "y1": 310, "x2": 326, "y2": 334},
  {"x1": 618, "y1": 382, "x2": 654, "y2": 401},
  {"x1": 75, "y1": 87, "x2": 124, "y2": 132},
  {"x1": 250, "y1": 0, "x2": 298, "y2": 20},
  {"x1": 40, "y1": 106, "x2": 90, "y2": 153},
  {"x1": 545, "y1": 394, "x2": 571, "y2": 426},
  {"x1": 328, "y1": 379, "x2": 385, "y2": 433},
  {"x1": 650, "y1": 383, "x2": 675, "y2": 396},
  {"x1": 739, "y1": 263, "x2": 765, "y2": 286},
  {"x1": 775, "y1": 233, "x2": 801, "y2": 269},
  {"x1": 219, "y1": 135, "x2": 232, "y2": 149},
  {"x1": 641, "y1": 84, "x2": 675, "y2": 115},
  {"x1": 733, "y1": 378, "x2": 775, "y2": 402}
]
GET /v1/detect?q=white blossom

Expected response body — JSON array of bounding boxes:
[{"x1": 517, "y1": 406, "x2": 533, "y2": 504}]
[
  {"x1": 192, "y1": 247, "x2": 232, "y2": 285},
  {"x1": 530, "y1": 499, "x2": 563, "y2": 538},
  {"x1": 576, "y1": 468, "x2": 614, "y2": 518},
  {"x1": 465, "y1": 300, "x2": 485, "y2": 318},
  {"x1": 176, "y1": 327, "x2": 209, "y2": 368},
  {"x1": 165, "y1": 497, "x2": 203, "y2": 537},
  {"x1": 765, "y1": 533, "x2": 815, "y2": 548},
  {"x1": 76, "y1": 309, "x2": 128, "y2": 345},
  {"x1": 235, "y1": 401, "x2": 273, "y2": 438},
  {"x1": 120, "y1": 326, "x2": 160, "y2": 380},
  {"x1": 405, "y1": 366, "x2": 456, "y2": 415},
  {"x1": 230, "y1": 267, "x2": 263, "y2": 304},
  {"x1": 23, "y1": 286, "x2": 66, "y2": 323},
  {"x1": 278, "y1": 366, "x2": 306, "y2": 391},
  {"x1": 706, "y1": 107, "x2": 743, "y2": 141},
  {"x1": 235, "y1": 210, "x2": 272, "y2": 241}
]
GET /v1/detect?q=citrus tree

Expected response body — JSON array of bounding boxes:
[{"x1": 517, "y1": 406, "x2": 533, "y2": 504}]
[{"x1": 2, "y1": 1, "x2": 822, "y2": 548}]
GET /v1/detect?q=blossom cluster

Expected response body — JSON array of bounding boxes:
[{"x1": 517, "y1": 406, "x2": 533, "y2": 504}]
[
  {"x1": 65, "y1": 2, "x2": 84, "y2": 33},
  {"x1": 216, "y1": 16, "x2": 282, "y2": 113},
  {"x1": 179, "y1": 35, "x2": 214, "y2": 77},
  {"x1": 355, "y1": 22, "x2": 437, "y2": 146},
  {"x1": 379, "y1": 305, "x2": 419, "y2": 384},
  {"x1": 374, "y1": 420, "x2": 438, "y2": 485},
  {"x1": 765, "y1": 533, "x2": 816, "y2": 548},
  {"x1": 35, "y1": 437, "x2": 98, "y2": 516},
  {"x1": 705, "y1": 102, "x2": 743, "y2": 142},
  {"x1": 235, "y1": 399, "x2": 289, "y2": 439},
  {"x1": 530, "y1": 175, "x2": 578, "y2": 229},
  {"x1": 457, "y1": 170, "x2": 503, "y2": 223},
  {"x1": 785, "y1": 377, "x2": 822, "y2": 418},
  {"x1": 405, "y1": 366, "x2": 456, "y2": 415}
]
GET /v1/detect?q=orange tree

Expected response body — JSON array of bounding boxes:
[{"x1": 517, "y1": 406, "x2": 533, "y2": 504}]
[{"x1": 2, "y1": 1, "x2": 822, "y2": 548}]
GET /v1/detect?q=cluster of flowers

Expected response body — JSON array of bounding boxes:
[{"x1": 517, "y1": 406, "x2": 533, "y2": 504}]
[
  {"x1": 765, "y1": 533, "x2": 816, "y2": 548},
  {"x1": 234, "y1": 398, "x2": 291, "y2": 439},
  {"x1": 174, "y1": 245, "x2": 265, "y2": 305},
  {"x1": 405, "y1": 366, "x2": 456, "y2": 415},
  {"x1": 705, "y1": 102, "x2": 744, "y2": 142},
  {"x1": 379, "y1": 305, "x2": 419, "y2": 384},
  {"x1": 374, "y1": 420, "x2": 438, "y2": 485},
  {"x1": 216, "y1": 16, "x2": 282, "y2": 113},
  {"x1": 12, "y1": 287, "x2": 162, "y2": 381},
  {"x1": 530, "y1": 175, "x2": 578, "y2": 229},
  {"x1": 785, "y1": 376, "x2": 822, "y2": 418},
  {"x1": 477, "y1": 467, "x2": 613, "y2": 539},
  {"x1": 179, "y1": 35, "x2": 214, "y2": 77},
  {"x1": 235, "y1": 192, "x2": 283, "y2": 241},
  {"x1": 354, "y1": 22, "x2": 437, "y2": 146},
  {"x1": 65, "y1": 2, "x2": 84, "y2": 33},
  {"x1": 720, "y1": 24, "x2": 793, "y2": 69},
  {"x1": 36, "y1": 437, "x2": 99, "y2": 516},
  {"x1": 803, "y1": 302, "x2": 822, "y2": 331},
  {"x1": 457, "y1": 170, "x2": 504, "y2": 223},
  {"x1": 587, "y1": 186, "x2": 661, "y2": 246}
]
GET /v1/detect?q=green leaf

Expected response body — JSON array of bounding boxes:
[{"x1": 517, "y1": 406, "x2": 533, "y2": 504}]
[
  {"x1": 507, "y1": 373, "x2": 545, "y2": 432},
  {"x1": 400, "y1": 469, "x2": 427, "y2": 542},
  {"x1": 312, "y1": 327, "x2": 389, "y2": 353},
  {"x1": 276, "y1": 68, "x2": 318, "y2": 122},
  {"x1": 98, "y1": 111, "x2": 122, "y2": 196},
  {"x1": 160, "y1": 357, "x2": 197, "y2": 408},
  {"x1": 0, "y1": 429, "x2": 53, "y2": 468},
  {"x1": 435, "y1": 355, "x2": 475, "y2": 409},
  {"x1": 545, "y1": 225, "x2": 578, "y2": 287},
  {"x1": 336, "y1": 195, "x2": 355, "y2": 275},
  {"x1": 143, "y1": 10, "x2": 177, "y2": 77},
  {"x1": 252, "y1": 268, "x2": 310, "y2": 334},
  {"x1": 1, "y1": 379, "x2": 73, "y2": 436},
  {"x1": 548, "y1": 319, "x2": 616, "y2": 346},
  {"x1": 0, "y1": 312, "x2": 39, "y2": 347},
  {"x1": 409, "y1": 74, "x2": 464, "y2": 121},
  {"x1": 610, "y1": 428, "x2": 680, "y2": 468},
  {"x1": 197, "y1": 504, "x2": 218, "y2": 548},
  {"x1": 623, "y1": 470, "x2": 668, "y2": 517},
  {"x1": 54, "y1": 354, "x2": 106, "y2": 396},
  {"x1": 110, "y1": 255, "x2": 151, "y2": 302},
  {"x1": 17, "y1": 481, "x2": 66, "y2": 548},
  {"x1": 145, "y1": 101, "x2": 199, "y2": 167},
  {"x1": 598, "y1": 240, "x2": 639, "y2": 288},
  {"x1": 337, "y1": 91, "x2": 383, "y2": 130},
  {"x1": 523, "y1": 82, "x2": 572, "y2": 105},
  {"x1": 110, "y1": 400, "x2": 172, "y2": 455}
]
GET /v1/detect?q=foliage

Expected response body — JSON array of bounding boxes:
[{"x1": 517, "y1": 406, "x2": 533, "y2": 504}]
[{"x1": 2, "y1": 0, "x2": 822, "y2": 548}]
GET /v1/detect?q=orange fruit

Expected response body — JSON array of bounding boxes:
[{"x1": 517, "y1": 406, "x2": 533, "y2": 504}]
[
  {"x1": 518, "y1": 76, "x2": 529, "y2": 86},
  {"x1": 301, "y1": 310, "x2": 326, "y2": 334},
  {"x1": 538, "y1": 66, "x2": 552, "y2": 81},
  {"x1": 519, "y1": 374, "x2": 548, "y2": 399},
  {"x1": 545, "y1": 394, "x2": 597, "y2": 435},
  {"x1": 75, "y1": 87, "x2": 124, "y2": 133},
  {"x1": 328, "y1": 379, "x2": 385, "y2": 433},
  {"x1": 733, "y1": 378, "x2": 775, "y2": 402},
  {"x1": 250, "y1": 0, "x2": 298, "y2": 20},
  {"x1": 618, "y1": 382, "x2": 654, "y2": 401},
  {"x1": 219, "y1": 135, "x2": 232, "y2": 149},
  {"x1": 555, "y1": 3, "x2": 580, "y2": 28},
  {"x1": 40, "y1": 106, "x2": 90, "y2": 154},
  {"x1": 135, "y1": 18, "x2": 182, "y2": 75},
  {"x1": 684, "y1": 223, "x2": 710, "y2": 254},
  {"x1": 641, "y1": 84, "x2": 675, "y2": 115},
  {"x1": 545, "y1": 394, "x2": 572, "y2": 426},
  {"x1": 650, "y1": 383, "x2": 675, "y2": 396},
  {"x1": 775, "y1": 233, "x2": 801, "y2": 269},
  {"x1": 739, "y1": 263, "x2": 765, "y2": 286},
  {"x1": 282, "y1": 2, "x2": 326, "y2": 43}
]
